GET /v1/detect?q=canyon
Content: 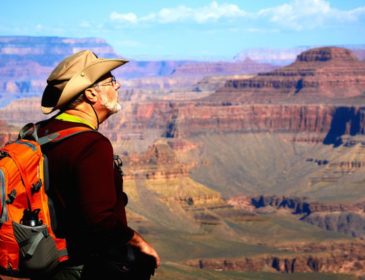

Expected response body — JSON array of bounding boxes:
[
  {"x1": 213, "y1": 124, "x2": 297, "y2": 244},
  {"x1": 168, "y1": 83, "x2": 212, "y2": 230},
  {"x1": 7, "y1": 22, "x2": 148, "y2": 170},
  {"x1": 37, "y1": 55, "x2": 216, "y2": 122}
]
[
  {"x1": 186, "y1": 241, "x2": 365, "y2": 276},
  {"x1": 0, "y1": 36, "x2": 275, "y2": 107},
  {"x1": 1, "y1": 38, "x2": 365, "y2": 279}
]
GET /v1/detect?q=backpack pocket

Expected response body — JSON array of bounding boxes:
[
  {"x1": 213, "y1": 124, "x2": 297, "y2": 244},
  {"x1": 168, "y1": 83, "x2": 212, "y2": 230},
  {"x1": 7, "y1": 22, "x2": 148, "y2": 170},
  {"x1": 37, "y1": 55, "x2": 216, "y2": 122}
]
[{"x1": 12, "y1": 222, "x2": 59, "y2": 276}]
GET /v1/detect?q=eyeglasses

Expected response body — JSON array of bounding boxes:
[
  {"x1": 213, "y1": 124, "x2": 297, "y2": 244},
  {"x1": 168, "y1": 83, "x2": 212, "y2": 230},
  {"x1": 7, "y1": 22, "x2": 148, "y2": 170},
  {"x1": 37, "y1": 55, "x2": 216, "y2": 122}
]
[{"x1": 93, "y1": 76, "x2": 117, "y2": 88}]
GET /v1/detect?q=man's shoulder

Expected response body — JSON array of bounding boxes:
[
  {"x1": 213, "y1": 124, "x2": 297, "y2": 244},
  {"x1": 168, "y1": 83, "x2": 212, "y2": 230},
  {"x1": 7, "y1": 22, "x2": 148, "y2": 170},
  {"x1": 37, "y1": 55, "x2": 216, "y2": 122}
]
[{"x1": 38, "y1": 118, "x2": 112, "y2": 149}]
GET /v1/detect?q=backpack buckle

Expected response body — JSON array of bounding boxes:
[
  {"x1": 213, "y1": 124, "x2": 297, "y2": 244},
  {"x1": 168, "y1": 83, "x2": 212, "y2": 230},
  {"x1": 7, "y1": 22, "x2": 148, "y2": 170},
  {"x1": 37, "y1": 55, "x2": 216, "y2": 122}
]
[
  {"x1": 6, "y1": 189, "x2": 17, "y2": 204},
  {"x1": 113, "y1": 155, "x2": 124, "y2": 176},
  {"x1": 0, "y1": 150, "x2": 8, "y2": 158},
  {"x1": 31, "y1": 179, "x2": 42, "y2": 193}
]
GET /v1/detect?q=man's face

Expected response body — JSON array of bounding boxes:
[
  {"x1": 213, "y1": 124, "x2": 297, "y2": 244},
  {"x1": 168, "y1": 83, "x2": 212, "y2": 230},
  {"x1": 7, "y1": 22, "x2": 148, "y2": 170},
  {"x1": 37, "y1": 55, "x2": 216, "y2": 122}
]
[{"x1": 94, "y1": 75, "x2": 121, "y2": 115}]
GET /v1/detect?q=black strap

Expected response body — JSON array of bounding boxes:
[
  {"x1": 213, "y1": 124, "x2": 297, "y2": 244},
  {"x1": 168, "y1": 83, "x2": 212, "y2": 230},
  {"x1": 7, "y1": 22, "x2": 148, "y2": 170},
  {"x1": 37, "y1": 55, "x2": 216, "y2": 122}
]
[
  {"x1": 0, "y1": 169, "x2": 8, "y2": 223},
  {"x1": 18, "y1": 123, "x2": 39, "y2": 141}
]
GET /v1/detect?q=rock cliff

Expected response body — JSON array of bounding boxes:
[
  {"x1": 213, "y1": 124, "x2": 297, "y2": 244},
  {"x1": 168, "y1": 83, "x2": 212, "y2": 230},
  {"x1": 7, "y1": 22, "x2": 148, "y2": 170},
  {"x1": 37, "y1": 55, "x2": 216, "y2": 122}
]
[
  {"x1": 230, "y1": 195, "x2": 365, "y2": 238},
  {"x1": 0, "y1": 36, "x2": 280, "y2": 108},
  {"x1": 0, "y1": 36, "x2": 118, "y2": 66},
  {"x1": 170, "y1": 58, "x2": 276, "y2": 77},
  {"x1": 1, "y1": 98, "x2": 365, "y2": 146},
  {"x1": 0, "y1": 36, "x2": 121, "y2": 106},
  {"x1": 208, "y1": 47, "x2": 365, "y2": 103},
  {"x1": 122, "y1": 138, "x2": 223, "y2": 207},
  {"x1": 186, "y1": 241, "x2": 365, "y2": 276}
]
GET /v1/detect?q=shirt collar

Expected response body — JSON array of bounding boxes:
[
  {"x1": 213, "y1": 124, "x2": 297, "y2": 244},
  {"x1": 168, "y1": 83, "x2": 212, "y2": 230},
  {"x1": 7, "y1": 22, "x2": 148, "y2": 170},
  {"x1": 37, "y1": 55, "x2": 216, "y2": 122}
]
[{"x1": 55, "y1": 112, "x2": 96, "y2": 130}]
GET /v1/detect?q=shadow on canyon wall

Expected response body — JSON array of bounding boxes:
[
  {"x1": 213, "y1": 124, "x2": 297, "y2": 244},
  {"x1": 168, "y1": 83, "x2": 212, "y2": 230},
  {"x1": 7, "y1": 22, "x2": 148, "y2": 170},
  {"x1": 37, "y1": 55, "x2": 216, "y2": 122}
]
[{"x1": 323, "y1": 107, "x2": 364, "y2": 147}]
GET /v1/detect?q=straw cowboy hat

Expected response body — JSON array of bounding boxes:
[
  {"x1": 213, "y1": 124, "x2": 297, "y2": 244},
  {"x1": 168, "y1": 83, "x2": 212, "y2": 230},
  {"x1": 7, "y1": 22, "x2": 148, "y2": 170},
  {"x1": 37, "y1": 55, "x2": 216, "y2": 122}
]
[{"x1": 41, "y1": 50, "x2": 128, "y2": 114}]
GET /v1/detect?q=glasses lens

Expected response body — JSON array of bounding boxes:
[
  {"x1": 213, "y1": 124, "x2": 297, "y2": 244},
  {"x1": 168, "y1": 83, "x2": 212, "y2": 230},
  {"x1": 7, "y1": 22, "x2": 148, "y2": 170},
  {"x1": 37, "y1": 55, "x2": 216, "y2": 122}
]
[
  {"x1": 111, "y1": 76, "x2": 116, "y2": 86},
  {"x1": 94, "y1": 76, "x2": 117, "y2": 87}
]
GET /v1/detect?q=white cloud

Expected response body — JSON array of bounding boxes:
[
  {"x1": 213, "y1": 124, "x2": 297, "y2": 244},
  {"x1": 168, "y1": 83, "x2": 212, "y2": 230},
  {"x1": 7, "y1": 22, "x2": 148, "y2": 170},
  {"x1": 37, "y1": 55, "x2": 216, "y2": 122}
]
[
  {"x1": 109, "y1": 0, "x2": 365, "y2": 31},
  {"x1": 258, "y1": 0, "x2": 365, "y2": 30},
  {"x1": 110, "y1": 12, "x2": 138, "y2": 24},
  {"x1": 110, "y1": 1, "x2": 248, "y2": 24}
]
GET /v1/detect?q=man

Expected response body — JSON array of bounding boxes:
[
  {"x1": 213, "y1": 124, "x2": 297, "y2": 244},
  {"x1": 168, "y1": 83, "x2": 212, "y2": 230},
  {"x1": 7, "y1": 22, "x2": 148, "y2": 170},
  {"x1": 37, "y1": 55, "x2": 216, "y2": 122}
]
[{"x1": 37, "y1": 50, "x2": 160, "y2": 279}]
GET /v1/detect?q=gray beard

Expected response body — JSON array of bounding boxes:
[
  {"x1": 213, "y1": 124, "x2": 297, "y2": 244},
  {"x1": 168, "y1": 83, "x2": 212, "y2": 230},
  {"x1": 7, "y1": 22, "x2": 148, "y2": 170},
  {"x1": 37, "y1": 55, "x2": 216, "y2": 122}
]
[{"x1": 100, "y1": 94, "x2": 121, "y2": 114}]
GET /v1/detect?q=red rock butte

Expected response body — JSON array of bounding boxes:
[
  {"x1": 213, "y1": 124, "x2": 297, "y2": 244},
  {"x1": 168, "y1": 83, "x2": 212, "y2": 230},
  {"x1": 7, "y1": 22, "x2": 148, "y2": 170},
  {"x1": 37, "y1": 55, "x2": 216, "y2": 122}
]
[{"x1": 207, "y1": 47, "x2": 365, "y2": 103}]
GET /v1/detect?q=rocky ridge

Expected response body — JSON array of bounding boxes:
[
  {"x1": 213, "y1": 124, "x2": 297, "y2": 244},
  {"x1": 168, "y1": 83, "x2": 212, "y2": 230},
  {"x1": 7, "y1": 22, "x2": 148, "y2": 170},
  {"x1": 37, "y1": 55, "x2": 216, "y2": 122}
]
[
  {"x1": 0, "y1": 35, "x2": 276, "y2": 106},
  {"x1": 122, "y1": 139, "x2": 223, "y2": 207},
  {"x1": 208, "y1": 47, "x2": 365, "y2": 103},
  {"x1": 234, "y1": 45, "x2": 365, "y2": 65},
  {"x1": 170, "y1": 58, "x2": 276, "y2": 77},
  {"x1": 229, "y1": 195, "x2": 365, "y2": 238},
  {"x1": 1, "y1": 99, "x2": 365, "y2": 148},
  {"x1": 0, "y1": 36, "x2": 118, "y2": 66},
  {"x1": 0, "y1": 36, "x2": 121, "y2": 107},
  {"x1": 186, "y1": 241, "x2": 365, "y2": 276}
]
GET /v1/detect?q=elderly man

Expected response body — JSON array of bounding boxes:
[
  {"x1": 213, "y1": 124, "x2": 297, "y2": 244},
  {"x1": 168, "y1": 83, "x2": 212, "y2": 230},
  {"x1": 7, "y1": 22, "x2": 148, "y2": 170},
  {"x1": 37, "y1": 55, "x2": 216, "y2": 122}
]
[{"x1": 37, "y1": 50, "x2": 160, "y2": 280}]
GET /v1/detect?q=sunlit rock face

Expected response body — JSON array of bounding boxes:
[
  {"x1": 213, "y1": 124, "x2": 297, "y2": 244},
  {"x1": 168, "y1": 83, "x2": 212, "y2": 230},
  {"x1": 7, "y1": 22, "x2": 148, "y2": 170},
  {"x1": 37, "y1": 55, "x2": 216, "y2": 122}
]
[
  {"x1": 207, "y1": 47, "x2": 365, "y2": 102},
  {"x1": 186, "y1": 241, "x2": 365, "y2": 276}
]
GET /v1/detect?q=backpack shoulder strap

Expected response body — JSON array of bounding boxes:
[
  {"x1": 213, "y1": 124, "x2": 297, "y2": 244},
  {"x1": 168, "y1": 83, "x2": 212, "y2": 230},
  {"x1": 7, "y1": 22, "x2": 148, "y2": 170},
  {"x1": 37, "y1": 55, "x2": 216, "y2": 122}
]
[
  {"x1": 37, "y1": 126, "x2": 93, "y2": 146},
  {"x1": 18, "y1": 122, "x2": 93, "y2": 145}
]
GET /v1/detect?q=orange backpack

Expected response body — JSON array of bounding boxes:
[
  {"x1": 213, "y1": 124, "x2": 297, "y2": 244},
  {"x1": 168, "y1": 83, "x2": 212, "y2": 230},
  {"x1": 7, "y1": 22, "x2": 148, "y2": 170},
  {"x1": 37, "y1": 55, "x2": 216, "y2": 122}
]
[{"x1": 0, "y1": 123, "x2": 90, "y2": 278}]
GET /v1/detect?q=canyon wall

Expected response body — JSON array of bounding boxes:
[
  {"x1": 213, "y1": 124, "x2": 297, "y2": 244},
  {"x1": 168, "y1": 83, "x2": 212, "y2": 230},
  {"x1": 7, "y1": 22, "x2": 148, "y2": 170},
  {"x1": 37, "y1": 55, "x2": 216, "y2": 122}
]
[
  {"x1": 170, "y1": 58, "x2": 276, "y2": 77},
  {"x1": 186, "y1": 241, "x2": 365, "y2": 276},
  {"x1": 209, "y1": 47, "x2": 365, "y2": 102},
  {"x1": 1, "y1": 98, "x2": 365, "y2": 147},
  {"x1": 106, "y1": 102, "x2": 365, "y2": 143},
  {"x1": 0, "y1": 36, "x2": 276, "y2": 103},
  {"x1": 230, "y1": 195, "x2": 365, "y2": 238}
]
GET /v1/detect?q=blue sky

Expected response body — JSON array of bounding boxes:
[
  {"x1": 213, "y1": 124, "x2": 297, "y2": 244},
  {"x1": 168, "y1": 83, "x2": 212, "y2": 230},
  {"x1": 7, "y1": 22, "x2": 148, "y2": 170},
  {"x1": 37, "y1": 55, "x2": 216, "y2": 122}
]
[{"x1": 1, "y1": 0, "x2": 365, "y2": 60}]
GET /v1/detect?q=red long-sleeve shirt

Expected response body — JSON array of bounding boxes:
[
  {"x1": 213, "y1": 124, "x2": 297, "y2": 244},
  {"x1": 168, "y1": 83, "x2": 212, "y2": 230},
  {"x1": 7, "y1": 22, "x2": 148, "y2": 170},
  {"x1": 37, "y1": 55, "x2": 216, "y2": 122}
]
[{"x1": 38, "y1": 118, "x2": 134, "y2": 263}]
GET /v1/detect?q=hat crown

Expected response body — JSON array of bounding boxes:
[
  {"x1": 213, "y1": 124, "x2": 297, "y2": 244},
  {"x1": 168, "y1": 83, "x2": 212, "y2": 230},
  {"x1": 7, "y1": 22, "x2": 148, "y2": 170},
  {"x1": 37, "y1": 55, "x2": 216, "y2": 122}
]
[
  {"x1": 47, "y1": 50, "x2": 97, "y2": 84},
  {"x1": 41, "y1": 50, "x2": 128, "y2": 114}
]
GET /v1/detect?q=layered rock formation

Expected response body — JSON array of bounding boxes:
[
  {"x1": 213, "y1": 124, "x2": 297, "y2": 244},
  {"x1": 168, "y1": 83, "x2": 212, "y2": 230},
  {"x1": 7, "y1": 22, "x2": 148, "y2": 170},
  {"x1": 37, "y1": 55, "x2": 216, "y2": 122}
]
[
  {"x1": 0, "y1": 36, "x2": 121, "y2": 107},
  {"x1": 123, "y1": 139, "x2": 193, "y2": 180},
  {"x1": 194, "y1": 74, "x2": 254, "y2": 92},
  {"x1": 234, "y1": 47, "x2": 310, "y2": 65},
  {"x1": 0, "y1": 36, "x2": 277, "y2": 104},
  {"x1": 122, "y1": 139, "x2": 222, "y2": 207},
  {"x1": 234, "y1": 46, "x2": 365, "y2": 66},
  {"x1": 2, "y1": 98, "x2": 365, "y2": 147},
  {"x1": 173, "y1": 103, "x2": 336, "y2": 136},
  {"x1": 0, "y1": 36, "x2": 118, "y2": 66},
  {"x1": 208, "y1": 47, "x2": 365, "y2": 103},
  {"x1": 186, "y1": 241, "x2": 365, "y2": 276},
  {"x1": 170, "y1": 58, "x2": 276, "y2": 77},
  {"x1": 229, "y1": 195, "x2": 365, "y2": 238}
]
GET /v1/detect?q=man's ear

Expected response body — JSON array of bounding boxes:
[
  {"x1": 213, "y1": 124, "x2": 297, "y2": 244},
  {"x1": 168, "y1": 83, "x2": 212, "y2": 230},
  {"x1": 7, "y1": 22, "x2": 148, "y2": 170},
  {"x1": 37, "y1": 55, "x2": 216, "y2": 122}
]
[{"x1": 84, "y1": 88, "x2": 98, "y2": 104}]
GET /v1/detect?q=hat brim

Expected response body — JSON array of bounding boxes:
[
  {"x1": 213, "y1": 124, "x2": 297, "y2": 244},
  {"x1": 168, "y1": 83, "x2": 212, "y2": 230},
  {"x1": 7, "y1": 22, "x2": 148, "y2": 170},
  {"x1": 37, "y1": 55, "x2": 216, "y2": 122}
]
[{"x1": 41, "y1": 58, "x2": 128, "y2": 114}]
